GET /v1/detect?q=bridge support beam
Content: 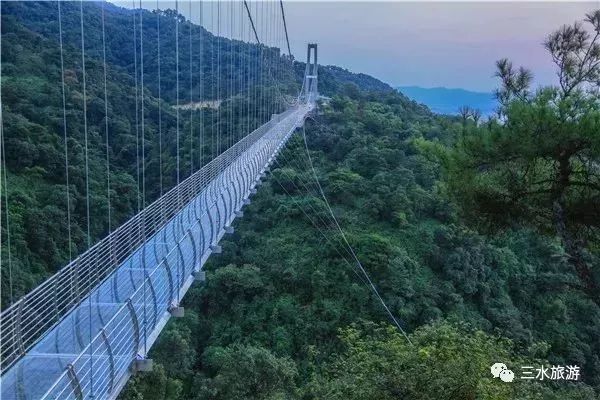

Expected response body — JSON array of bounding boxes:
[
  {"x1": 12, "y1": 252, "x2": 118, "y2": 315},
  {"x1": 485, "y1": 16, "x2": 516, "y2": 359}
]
[
  {"x1": 234, "y1": 210, "x2": 244, "y2": 217},
  {"x1": 133, "y1": 358, "x2": 153, "y2": 373},
  {"x1": 193, "y1": 270, "x2": 206, "y2": 282},
  {"x1": 210, "y1": 244, "x2": 222, "y2": 253},
  {"x1": 224, "y1": 225, "x2": 234, "y2": 234},
  {"x1": 168, "y1": 306, "x2": 184, "y2": 318}
]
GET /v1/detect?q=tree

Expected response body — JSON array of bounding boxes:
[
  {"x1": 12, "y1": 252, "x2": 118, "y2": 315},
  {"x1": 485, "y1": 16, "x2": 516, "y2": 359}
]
[
  {"x1": 458, "y1": 105, "x2": 473, "y2": 126},
  {"x1": 437, "y1": 10, "x2": 600, "y2": 304},
  {"x1": 458, "y1": 105, "x2": 482, "y2": 127},
  {"x1": 195, "y1": 344, "x2": 298, "y2": 400},
  {"x1": 307, "y1": 321, "x2": 596, "y2": 400},
  {"x1": 120, "y1": 364, "x2": 183, "y2": 400}
]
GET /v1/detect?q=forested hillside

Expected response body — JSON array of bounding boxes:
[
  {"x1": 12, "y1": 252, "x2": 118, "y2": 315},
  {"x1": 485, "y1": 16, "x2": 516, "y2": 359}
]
[
  {"x1": 0, "y1": 1, "x2": 388, "y2": 304},
  {"x1": 122, "y1": 9, "x2": 600, "y2": 400},
  {"x1": 1, "y1": 2, "x2": 599, "y2": 399},
  {"x1": 122, "y1": 88, "x2": 599, "y2": 399},
  {"x1": 3, "y1": 2, "x2": 390, "y2": 103}
]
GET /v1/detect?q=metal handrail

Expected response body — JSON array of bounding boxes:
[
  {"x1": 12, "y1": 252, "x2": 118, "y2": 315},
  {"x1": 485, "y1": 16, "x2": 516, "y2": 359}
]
[
  {"x1": 0, "y1": 106, "x2": 300, "y2": 375},
  {"x1": 35, "y1": 105, "x2": 310, "y2": 400}
]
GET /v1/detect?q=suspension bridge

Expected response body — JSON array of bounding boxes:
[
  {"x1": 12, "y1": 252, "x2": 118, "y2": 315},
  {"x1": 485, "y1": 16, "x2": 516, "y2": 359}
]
[{"x1": 0, "y1": 1, "x2": 318, "y2": 398}]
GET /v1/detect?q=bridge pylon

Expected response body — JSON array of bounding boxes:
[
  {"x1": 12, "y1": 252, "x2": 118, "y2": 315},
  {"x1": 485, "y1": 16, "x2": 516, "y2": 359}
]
[{"x1": 300, "y1": 43, "x2": 318, "y2": 103}]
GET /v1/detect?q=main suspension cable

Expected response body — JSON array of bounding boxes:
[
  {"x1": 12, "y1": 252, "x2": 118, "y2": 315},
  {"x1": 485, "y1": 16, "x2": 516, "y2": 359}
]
[
  {"x1": 279, "y1": 0, "x2": 291, "y2": 57},
  {"x1": 243, "y1": 0, "x2": 260, "y2": 45},
  {"x1": 0, "y1": 120, "x2": 12, "y2": 306},
  {"x1": 301, "y1": 121, "x2": 412, "y2": 344}
]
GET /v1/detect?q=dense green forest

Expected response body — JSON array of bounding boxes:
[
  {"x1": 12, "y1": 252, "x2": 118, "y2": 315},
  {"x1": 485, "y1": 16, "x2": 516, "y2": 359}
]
[
  {"x1": 0, "y1": 1, "x2": 387, "y2": 303},
  {"x1": 121, "y1": 85, "x2": 599, "y2": 398},
  {"x1": 122, "y1": 9, "x2": 600, "y2": 400},
  {"x1": 1, "y1": 2, "x2": 599, "y2": 399}
]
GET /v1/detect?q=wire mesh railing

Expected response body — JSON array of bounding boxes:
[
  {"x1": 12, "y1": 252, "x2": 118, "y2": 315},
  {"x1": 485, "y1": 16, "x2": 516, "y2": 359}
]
[
  {"x1": 0, "y1": 105, "x2": 304, "y2": 376},
  {"x1": 34, "y1": 104, "x2": 310, "y2": 400}
]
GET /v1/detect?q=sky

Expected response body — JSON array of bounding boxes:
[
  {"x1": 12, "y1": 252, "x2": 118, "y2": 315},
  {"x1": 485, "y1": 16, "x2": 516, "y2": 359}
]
[{"x1": 115, "y1": 1, "x2": 599, "y2": 92}]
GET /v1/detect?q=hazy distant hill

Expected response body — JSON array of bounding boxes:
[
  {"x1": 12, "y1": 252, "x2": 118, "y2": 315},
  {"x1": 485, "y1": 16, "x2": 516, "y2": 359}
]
[{"x1": 397, "y1": 86, "x2": 497, "y2": 116}]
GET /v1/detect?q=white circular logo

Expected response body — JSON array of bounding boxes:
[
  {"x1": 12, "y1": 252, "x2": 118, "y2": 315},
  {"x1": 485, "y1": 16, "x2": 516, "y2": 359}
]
[
  {"x1": 491, "y1": 362, "x2": 514, "y2": 382},
  {"x1": 499, "y1": 369, "x2": 515, "y2": 382},
  {"x1": 491, "y1": 362, "x2": 507, "y2": 378}
]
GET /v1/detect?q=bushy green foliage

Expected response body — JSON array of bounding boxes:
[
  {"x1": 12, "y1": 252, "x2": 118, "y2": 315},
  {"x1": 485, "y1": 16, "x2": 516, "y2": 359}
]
[
  {"x1": 308, "y1": 321, "x2": 596, "y2": 400},
  {"x1": 0, "y1": 1, "x2": 368, "y2": 304},
  {"x1": 421, "y1": 12, "x2": 600, "y2": 306},
  {"x1": 123, "y1": 90, "x2": 598, "y2": 398},
  {"x1": 3, "y1": 3, "x2": 599, "y2": 398}
]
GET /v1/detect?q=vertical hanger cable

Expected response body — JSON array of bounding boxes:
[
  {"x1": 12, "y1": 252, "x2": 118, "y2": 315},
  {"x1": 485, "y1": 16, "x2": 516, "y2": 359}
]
[{"x1": 78, "y1": 0, "x2": 95, "y2": 394}]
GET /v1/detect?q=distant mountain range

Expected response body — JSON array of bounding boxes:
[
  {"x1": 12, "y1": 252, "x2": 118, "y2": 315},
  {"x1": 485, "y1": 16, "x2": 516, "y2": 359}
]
[{"x1": 397, "y1": 86, "x2": 498, "y2": 116}]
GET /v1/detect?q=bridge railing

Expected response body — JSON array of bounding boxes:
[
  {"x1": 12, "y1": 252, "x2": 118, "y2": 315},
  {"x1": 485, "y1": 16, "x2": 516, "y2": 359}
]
[
  {"x1": 0, "y1": 106, "x2": 299, "y2": 375},
  {"x1": 37, "y1": 104, "x2": 308, "y2": 400},
  {"x1": 40, "y1": 198, "x2": 202, "y2": 399}
]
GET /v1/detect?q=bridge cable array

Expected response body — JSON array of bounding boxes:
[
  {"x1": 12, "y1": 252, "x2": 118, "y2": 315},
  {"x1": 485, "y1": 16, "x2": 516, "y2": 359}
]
[
  {"x1": 268, "y1": 119, "x2": 413, "y2": 345},
  {"x1": 279, "y1": 0, "x2": 292, "y2": 57},
  {"x1": 138, "y1": 0, "x2": 149, "y2": 358},
  {"x1": 301, "y1": 121, "x2": 412, "y2": 344},
  {"x1": 0, "y1": 1, "x2": 312, "y2": 398},
  {"x1": 271, "y1": 140, "x2": 371, "y2": 277},
  {"x1": 269, "y1": 153, "x2": 371, "y2": 287},
  {"x1": 78, "y1": 0, "x2": 97, "y2": 393}
]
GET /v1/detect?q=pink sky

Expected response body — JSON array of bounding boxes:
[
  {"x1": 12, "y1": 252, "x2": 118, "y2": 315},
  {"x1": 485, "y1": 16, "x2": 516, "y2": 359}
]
[
  {"x1": 116, "y1": 1, "x2": 598, "y2": 92},
  {"x1": 283, "y1": 1, "x2": 597, "y2": 91}
]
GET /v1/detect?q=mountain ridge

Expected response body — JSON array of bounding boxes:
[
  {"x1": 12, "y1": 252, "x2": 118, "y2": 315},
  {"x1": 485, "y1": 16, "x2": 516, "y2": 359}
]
[
  {"x1": 397, "y1": 85, "x2": 498, "y2": 116},
  {"x1": 0, "y1": 0, "x2": 402, "y2": 305}
]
